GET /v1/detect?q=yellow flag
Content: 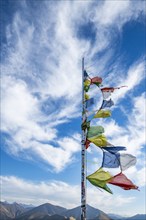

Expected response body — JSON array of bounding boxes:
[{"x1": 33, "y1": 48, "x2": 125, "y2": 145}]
[
  {"x1": 88, "y1": 134, "x2": 108, "y2": 147},
  {"x1": 94, "y1": 109, "x2": 111, "y2": 118},
  {"x1": 85, "y1": 93, "x2": 90, "y2": 100},
  {"x1": 84, "y1": 79, "x2": 91, "y2": 87},
  {"x1": 87, "y1": 168, "x2": 112, "y2": 181},
  {"x1": 87, "y1": 168, "x2": 113, "y2": 194}
]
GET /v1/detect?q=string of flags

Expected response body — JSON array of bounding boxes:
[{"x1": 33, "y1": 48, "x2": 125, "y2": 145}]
[{"x1": 82, "y1": 70, "x2": 138, "y2": 194}]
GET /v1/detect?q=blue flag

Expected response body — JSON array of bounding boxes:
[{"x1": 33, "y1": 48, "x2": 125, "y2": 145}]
[
  {"x1": 102, "y1": 146, "x2": 126, "y2": 153},
  {"x1": 86, "y1": 98, "x2": 94, "y2": 108},
  {"x1": 102, "y1": 151, "x2": 120, "y2": 168},
  {"x1": 101, "y1": 99, "x2": 114, "y2": 109},
  {"x1": 84, "y1": 70, "x2": 89, "y2": 78}
]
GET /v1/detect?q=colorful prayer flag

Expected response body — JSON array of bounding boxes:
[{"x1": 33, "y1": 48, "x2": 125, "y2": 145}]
[
  {"x1": 86, "y1": 98, "x2": 94, "y2": 108},
  {"x1": 119, "y1": 154, "x2": 137, "y2": 171},
  {"x1": 87, "y1": 168, "x2": 113, "y2": 193},
  {"x1": 84, "y1": 70, "x2": 89, "y2": 78},
  {"x1": 85, "y1": 93, "x2": 90, "y2": 100},
  {"x1": 91, "y1": 76, "x2": 102, "y2": 86},
  {"x1": 87, "y1": 126, "x2": 104, "y2": 138},
  {"x1": 102, "y1": 151, "x2": 120, "y2": 168},
  {"x1": 84, "y1": 79, "x2": 91, "y2": 92},
  {"x1": 102, "y1": 146, "x2": 126, "y2": 153},
  {"x1": 101, "y1": 99, "x2": 114, "y2": 109},
  {"x1": 108, "y1": 172, "x2": 138, "y2": 190},
  {"x1": 88, "y1": 134, "x2": 108, "y2": 147},
  {"x1": 85, "y1": 139, "x2": 91, "y2": 149},
  {"x1": 94, "y1": 109, "x2": 111, "y2": 118}
]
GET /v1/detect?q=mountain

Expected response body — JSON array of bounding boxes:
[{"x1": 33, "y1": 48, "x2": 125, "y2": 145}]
[
  {"x1": 0, "y1": 201, "x2": 145, "y2": 220},
  {"x1": 0, "y1": 202, "x2": 26, "y2": 220},
  {"x1": 125, "y1": 214, "x2": 146, "y2": 220},
  {"x1": 15, "y1": 203, "x2": 67, "y2": 220},
  {"x1": 61, "y1": 204, "x2": 111, "y2": 220},
  {"x1": 108, "y1": 213, "x2": 126, "y2": 219}
]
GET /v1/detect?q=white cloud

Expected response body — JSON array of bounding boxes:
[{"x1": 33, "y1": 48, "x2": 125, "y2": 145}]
[
  {"x1": 1, "y1": 0, "x2": 145, "y2": 173},
  {"x1": 1, "y1": 175, "x2": 144, "y2": 216}
]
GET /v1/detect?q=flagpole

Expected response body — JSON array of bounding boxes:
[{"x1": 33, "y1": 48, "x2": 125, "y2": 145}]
[{"x1": 81, "y1": 57, "x2": 87, "y2": 220}]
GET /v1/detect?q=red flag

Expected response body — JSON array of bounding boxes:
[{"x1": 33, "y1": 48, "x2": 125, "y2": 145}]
[
  {"x1": 85, "y1": 139, "x2": 91, "y2": 149},
  {"x1": 101, "y1": 87, "x2": 115, "y2": 92},
  {"x1": 108, "y1": 172, "x2": 138, "y2": 190},
  {"x1": 91, "y1": 76, "x2": 102, "y2": 85}
]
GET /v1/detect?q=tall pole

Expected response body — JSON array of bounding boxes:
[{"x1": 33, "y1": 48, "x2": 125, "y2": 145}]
[{"x1": 81, "y1": 57, "x2": 87, "y2": 220}]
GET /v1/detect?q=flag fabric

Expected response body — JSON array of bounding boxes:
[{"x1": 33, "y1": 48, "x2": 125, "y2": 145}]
[
  {"x1": 94, "y1": 109, "x2": 111, "y2": 118},
  {"x1": 82, "y1": 70, "x2": 138, "y2": 194},
  {"x1": 119, "y1": 154, "x2": 137, "y2": 171},
  {"x1": 86, "y1": 98, "x2": 94, "y2": 108},
  {"x1": 91, "y1": 76, "x2": 102, "y2": 86},
  {"x1": 101, "y1": 99, "x2": 114, "y2": 109},
  {"x1": 84, "y1": 79, "x2": 91, "y2": 92},
  {"x1": 101, "y1": 87, "x2": 114, "y2": 100},
  {"x1": 102, "y1": 151, "x2": 120, "y2": 168},
  {"x1": 108, "y1": 172, "x2": 138, "y2": 190},
  {"x1": 88, "y1": 134, "x2": 108, "y2": 147},
  {"x1": 85, "y1": 139, "x2": 91, "y2": 149},
  {"x1": 87, "y1": 126, "x2": 104, "y2": 138},
  {"x1": 84, "y1": 70, "x2": 89, "y2": 78},
  {"x1": 85, "y1": 93, "x2": 90, "y2": 100},
  {"x1": 87, "y1": 178, "x2": 113, "y2": 194},
  {"x1": 87, "y1": 168, "x2": 113, "y2": 193},
  {"x1": 102, "y1": 146, "x2": 126, "y2": 153}
]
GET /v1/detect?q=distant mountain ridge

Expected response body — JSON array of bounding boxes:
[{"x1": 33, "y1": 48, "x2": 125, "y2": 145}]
[{"x1": 0, "y1": 201, "x2": 145, "y2": 220}]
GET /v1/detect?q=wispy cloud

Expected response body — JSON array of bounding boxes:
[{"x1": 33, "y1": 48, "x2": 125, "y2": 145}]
[
  {"x1": 1, "y1": 0, "x2": 145, "y2": 172},
  {"x1": 1, "y1": 175, "x2": 144, "y2": 216}
]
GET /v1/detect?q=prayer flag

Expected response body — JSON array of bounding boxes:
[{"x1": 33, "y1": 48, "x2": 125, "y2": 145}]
[
  {"x1": 85, "y1": 93, "x2": 90, "y2": 100},
  {"x1": 85, "y1": 139, "x2": 91, "y2": 149},
  {"x1": 101, "y1": 99, "x2": 114, "y2": 109},
  {"x1": 87, "y1": 126, "x2": 104, "y2": 138},
  {"x1": 94, "y1": 109, "x2": 111, "y2": 118},
  {"x1": 108, "y1": 172, "x2": 138, "y2": 190},
  {"x1": 87, "y1": 168, "x2": 113, "y2": 194},
  {"x1": 119, "y1": 154, "x2": 137, "y2": 171},
  {"x1": 88, "y1": 134, "x2": 108, "y2": 147},
  {"x1": 86, "y1": 98, "x2": 94, "y2": 108},
  {"x1": 84, "y1": 79, "x2": 91, "y2": 92},
  {"x1": 102, "y1": 151, "x2": 120, "y2": 168},
  {"x1": 84, "y1": 70, "x2": 89, "y2": 78},
  {"x1": 91, "y1": 76, "x2": 102, "y2": 86},
  {"x1": 102, "y1": 146, "x2": 126, "y2": 153}
]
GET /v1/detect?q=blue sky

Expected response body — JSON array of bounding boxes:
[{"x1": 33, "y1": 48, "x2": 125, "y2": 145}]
[{"x1": 0, "y1": 0, "x2": 146, "y2": 217}]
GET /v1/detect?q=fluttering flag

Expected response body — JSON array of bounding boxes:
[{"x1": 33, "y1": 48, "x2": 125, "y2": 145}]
[
  {"x1": 85, "y1": 93, "x2": 90, "y2": 100},
  {"x1": 88, "y1": 134, "x2": 108, "y2": 147},
  {"x1": 108, "y1": 172, "x2": 138, "y2": 190},
  {"x1": 101, "y1": 87, "x2": 114, "y2": 100},
  {"x1": 102, "y1": 146, "x2": 126, "y2": 153},
  {"x1": 86, "y1": 98, "x2": 94, "y2": 108},
  {"x1": 85, "y1": 139, "x2": 91, "y2": 149},
  {"x1": 87, "y1": 168, "x2": 113, "y2": 193},
  {"x1": 94, "y1": 109, "x2": 111, "y2": 118},
  {"x1": 91, "y1": 76, "x2": 102, "y2": 86},
  {"x1": 82, "y1": 70, "x2": 138, "y2": 195},
  {"x1": 84, "y1": 70, "x2": 89, "y2": 78},
  {"x1": 87, "y1": 126, "x2": 104, "y2": 138},
  {"x1": 119, "y1": 154, "x2": 137, "y2": 171},
  {"x1": 101, "y1": 99, "x2": 114, "y2": 109},
  {"x1": 84, "y1": 79, "x2": 91, "y2": 92},
  {"x1": 102, "y1": 151, "x2": 120, "y2": 168}
]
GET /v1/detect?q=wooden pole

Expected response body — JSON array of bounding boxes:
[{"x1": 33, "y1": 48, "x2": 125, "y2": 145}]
[{"x1": 81, "y1": 57, "x2": 87, "y2": 220}]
